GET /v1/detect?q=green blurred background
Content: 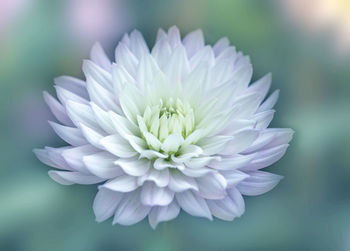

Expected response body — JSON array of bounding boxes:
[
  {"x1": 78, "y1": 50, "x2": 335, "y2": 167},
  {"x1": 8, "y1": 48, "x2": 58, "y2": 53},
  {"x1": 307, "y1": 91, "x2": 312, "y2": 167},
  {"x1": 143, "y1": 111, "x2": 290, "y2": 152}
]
[{"x1": 1, "y1": 0, "x2": 350, "y2": 250}]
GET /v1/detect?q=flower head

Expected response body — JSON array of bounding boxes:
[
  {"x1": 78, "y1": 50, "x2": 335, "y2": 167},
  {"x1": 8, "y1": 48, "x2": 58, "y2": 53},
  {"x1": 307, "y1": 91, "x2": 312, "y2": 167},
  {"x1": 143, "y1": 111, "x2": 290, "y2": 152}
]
[{"x1": 34, "y1": 26, "x2": 293, "y2": 229}]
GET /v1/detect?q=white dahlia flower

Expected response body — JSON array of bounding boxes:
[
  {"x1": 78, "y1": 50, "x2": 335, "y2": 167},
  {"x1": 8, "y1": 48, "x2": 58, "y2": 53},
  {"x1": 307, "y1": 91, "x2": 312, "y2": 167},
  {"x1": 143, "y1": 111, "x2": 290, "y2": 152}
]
[{"x1": 34, "y1": 26, "x2": 293, "y2": 229}]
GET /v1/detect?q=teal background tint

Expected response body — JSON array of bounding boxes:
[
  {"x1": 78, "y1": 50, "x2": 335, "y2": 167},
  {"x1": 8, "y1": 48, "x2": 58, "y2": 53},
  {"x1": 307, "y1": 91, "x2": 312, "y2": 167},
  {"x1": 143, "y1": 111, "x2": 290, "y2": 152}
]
[{"x1": 1, "y1": 0, "x2": 350, "y2": 250}]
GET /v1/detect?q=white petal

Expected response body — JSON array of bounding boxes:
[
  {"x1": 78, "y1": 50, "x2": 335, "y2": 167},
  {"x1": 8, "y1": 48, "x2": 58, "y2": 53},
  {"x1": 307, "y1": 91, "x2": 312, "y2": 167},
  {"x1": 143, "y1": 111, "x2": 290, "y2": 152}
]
[
  {"x1": 171, "y1": 144, "x2": 203, "y2": 163},
  {"x1": 163, "y1": 45, "x2": 190, "y2": 84},
  {"x1": 197, "y1": 172, "x2": 227, "y2": 199},
  {"x1": 207, "y1": 187, "x2": 245, "y2": 221},
  {"x1": 143, "y1": 132, "x2": 162, "y2": 151},
  {"x1": 138, "y1": 168, "x2": 169, "y2": 188},
  {"x1": 221, "y1": 129, "x2": 259, "y2": 155},
  {"x1": 156, "y1": 28, "x2": 167, "y2": 41},
  {"x1": 129, "y1": 29, "x2": 150, "y2": 59},
  {"x1": 175, "y1": 190, "x2": 212, "y2": 220},
  {"x1": 168, "y1": 171, "x2": 198, "y2": 192},
  {"x1": 34, "y1": 147, "x2": 70, "y2": 170},
  {"x1": 148, "y1": 201, "x2": 180, "y2": 229},
  {"x1": 115, "y1": 42, "x2": 138, "y2": 76},
  {"x1": 136, "y1": 54, "x2": 161, "y2": 90},
  {"x1": 213, "y1": 37, "x2": 230, "y2": 56},
  {"x1": 79, "y1": 122, "x2": 105, "y2": 149},
  {"x1": 121, "y1": 33, "x2": 130, "y2": 47},
  {"x1": 85, "y1": 74, "x2": 118, "y2": 112},
  {"x1": 90, "y1": 102, "x2": 116, "y2": 134},
  {"x1": 113, "y1": 190, "x2": 151, "y2": 225},
  {"x1": 83, "y1": 152, "x2": 123, "y2": 179},
  {"x1": 82, "y1": 60, "x2": 112, "y2": 91},
  {"x1": 90, "y1": 42, "x2": 112, "y2": 71},
  {"x1": 209, "y1": 154, "x2": 253, "y2": 170},
  {"x1": 189, "y1": 46, "x2": 215, "y2": 70},
  {"x1": 247, "y1": 73, "x2": 271, "y2": 99},
  {"x1": 118, "y1": 84, "x2": 144, "y2": 124},
  {"x1": 154, "y1": 158, "x2": 180, "y2": 171},
  {"x1": 182, "y1": 63, "x2": 207, "y2": 106},
  {"x1": 49, "y1": 121, "x2": 87, "y2": 146},
  {"x1": 43, "y1": 91, "x2": 72, "y2": 126},
  {"x1": 48, "y1": 170, "x2": 104, "y2": 185},
  {"x1": 108, "y1": 111, "x2": 140, "y2": 139},
  {"x1": 208, "y1": 59, "x2": 234, "y2": 87},
  {"x1": 252, "y1": 110, "x2": 275, "y2": 130},
  {"x1": 237, "y1": 171, "x2": 283, "y2": 196},
  {"x1": 55, "y1": 85, "x2": 88, "y2": 107},
  {"x1": 65, "y1": 100, "x2": 99, "y2": 130},
  {"x1": 34, "y1": 148, "x2": 59, "y2": 169},
  {"x1": 54, "y1": 76, "x2": 88, "y2": 99},
  {"x1": 180, "y1": 167, "x2": 213, "y2": 178},
  {"x1": 257, "y1": 90, "x2": 279, "y2": 112},
  {"x1": 243, "y1": 144, "x2": 289, "y2": 170},
  {"x1": 230, "y1": 63, "x2": 253, "y2": 93},
  {"x1": 232, "y1": 92, "x2": 263, "y2": 118},
  {"x1": 185, "y1": 156, "x2": 219, "y2": 169},
  {"x1": 260, "y1": 129, "x2": 294, "y2": 150},
  {"x1": 183, "y1": 29, "x2": 205, "y2": 58},
  {"x1": 93, "y1": 188, "x2": 123, "y2": 222},
  {"x1": 151, "y1": 38, "x2": 172, "y2": 70},
  {"x1": 124, "y1": 135, "x2": 148, "y2": 153},
  {"x1": 45, "y1": 146, "x2": 72, "y2": 170},
  {"x1": 61, "y1": 145, "x2": 99, "y2": 173},
  {"x1": 100, "y1": 134, "x2": 137, "y2": 158},
  {"x1": 139, "y1": 150, "x2": 168, "y2": 160},
  {"x1": 111, "y1": 63, "x2": 136, "y2": 95},
  {"x1": 216, "y1": 46, "x2": 237, "y2": 62},
  {"x1": 197, "y1": 135, "x2": 233, "y2": 155},
  {"x1": 115, "y1": 157, "x2": 150, "y2": 176},
  {"x1": 102, "y1": 175, "x2": 138, "y2": 192},
  {"x1": 220, "y1": 170, "x2": 249, "y2": 187},
  {"x1": 161, "y1": 134, "x2": 184, "y2": 153},
  {"x1": 167, "y1": 26, "x2": 181, "y2": 48},
  {"x1": 220, "y1": 119, "x2": 256, "y2": 136},
  {"x1": 141, "y1": 182, "x2": 174, "y2": 206},
  {"x1": 241, "y1": 128, "x2": 290, "y2": 154}
]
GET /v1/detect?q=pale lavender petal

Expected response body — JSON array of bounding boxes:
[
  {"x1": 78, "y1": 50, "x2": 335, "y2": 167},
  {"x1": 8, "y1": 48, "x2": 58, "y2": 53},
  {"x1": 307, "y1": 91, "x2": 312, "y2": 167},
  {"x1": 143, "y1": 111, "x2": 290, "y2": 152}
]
[
  {"x1": 93, "y1": 188, "x2": 123, "y2": 222},
  {"x1": 237, "y1": 171, "x2": 283, "y2": 196},
  {"x1": 175, "y1": 190, "x2": 212, "y2": 220}
]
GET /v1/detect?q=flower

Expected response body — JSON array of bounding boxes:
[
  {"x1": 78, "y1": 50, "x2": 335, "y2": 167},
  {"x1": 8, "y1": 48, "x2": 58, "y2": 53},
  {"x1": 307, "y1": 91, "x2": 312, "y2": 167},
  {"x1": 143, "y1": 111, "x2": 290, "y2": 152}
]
[{"x1": 34, "y1": 26, "x2": 293, "y2": 229}]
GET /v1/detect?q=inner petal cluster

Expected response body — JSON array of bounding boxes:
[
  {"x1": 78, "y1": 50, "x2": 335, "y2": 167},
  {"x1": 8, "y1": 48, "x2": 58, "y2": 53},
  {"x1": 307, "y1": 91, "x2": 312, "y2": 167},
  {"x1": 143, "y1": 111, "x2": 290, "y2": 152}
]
[{"x1": 137, "y1": 97, "x2": 195, "y2": 154}]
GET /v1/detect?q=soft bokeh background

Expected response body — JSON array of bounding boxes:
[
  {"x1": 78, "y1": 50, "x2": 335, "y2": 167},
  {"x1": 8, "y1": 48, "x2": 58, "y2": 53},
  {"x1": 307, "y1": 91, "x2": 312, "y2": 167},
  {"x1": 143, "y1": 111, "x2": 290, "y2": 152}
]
[{"x1": 1, "y1": 0, "x2": 350, "y2": 250}]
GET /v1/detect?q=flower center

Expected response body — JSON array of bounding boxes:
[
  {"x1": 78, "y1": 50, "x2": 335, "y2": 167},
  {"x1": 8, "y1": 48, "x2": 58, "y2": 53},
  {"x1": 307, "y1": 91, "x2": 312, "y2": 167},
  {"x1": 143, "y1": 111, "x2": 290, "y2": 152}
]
[{"x1": 138, "y1": 98, "x2": 195, "y2": 143}]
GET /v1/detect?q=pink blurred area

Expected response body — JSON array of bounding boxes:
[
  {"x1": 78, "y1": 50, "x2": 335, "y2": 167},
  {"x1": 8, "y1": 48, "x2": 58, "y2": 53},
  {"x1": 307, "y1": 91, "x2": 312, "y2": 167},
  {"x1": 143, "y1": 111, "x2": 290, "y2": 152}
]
[
  {"x1": 64, "y1": 0, "x2": 132, "y2": 47},
  {"x1": 281, "y1": 0, "x2": 350, "y2": 55},
  {"x1": 0, "y1": 0, "x2": 31, "y2": 35}
]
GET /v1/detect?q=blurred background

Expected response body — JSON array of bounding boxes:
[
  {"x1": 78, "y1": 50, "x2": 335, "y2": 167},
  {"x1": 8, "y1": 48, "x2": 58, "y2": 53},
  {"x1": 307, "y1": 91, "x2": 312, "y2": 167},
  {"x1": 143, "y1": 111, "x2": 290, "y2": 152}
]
[{"x1": 1, "y1": 0, "x2": 350, "y2": 250}]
